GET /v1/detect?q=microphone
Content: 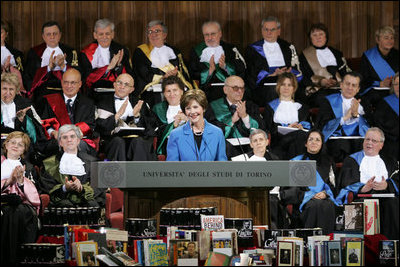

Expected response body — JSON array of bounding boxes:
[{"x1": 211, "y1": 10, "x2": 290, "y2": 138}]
[{"x1": 222, "y1": 121, "x2": 247, "y2": 161}]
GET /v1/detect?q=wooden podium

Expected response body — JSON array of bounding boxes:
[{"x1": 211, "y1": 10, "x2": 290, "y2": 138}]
[{"x1": 91, "y1": 160, "x2": 316, "y2": 232}]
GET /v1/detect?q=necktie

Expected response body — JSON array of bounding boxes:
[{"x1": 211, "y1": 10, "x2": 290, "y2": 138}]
[
  {"x1": 229, "y1": 104, "x2": 237, "y2": 114},
  {"x1": 66, "y1": 99, "x2": 74, "y2": 123}
]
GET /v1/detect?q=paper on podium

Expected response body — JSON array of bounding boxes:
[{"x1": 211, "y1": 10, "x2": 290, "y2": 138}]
[
  {"x1": 114, "y1": 126, "x2": 145, "y2": 136},
  {"x1": 373, "y1": 87, "x2": 390, "y2": 90},
  {"x1": 263, "y1": 83, "x2": 277, "y2": 86},
  {"x1": 226, "y1": 137, "x2": 250, "y2": 146},
  {"x1": 211, "y1": 83, "x2": 225, "y2": 86},
  {"x1": 94, "y1": 88, "x2": 115, "y2": 93},
  {"x1": 278, "y1": 126, "x2": 309, "y2": 135},
  {"x1": 328, "y1": 136, "x2": 364, "y2": 140}
]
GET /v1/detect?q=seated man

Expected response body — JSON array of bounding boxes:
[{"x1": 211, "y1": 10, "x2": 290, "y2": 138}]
[
  {"x1": 40, "y1": 124, "x2": 105, "y2": 208},
  {"x1": 315, "y1": 72, "x2": 372, "y2": 162},
  {"x1": 95, "y1": 73, "x2": 159, "y2": 161},
  {"x1": 132, "y1": 20, "x2": 195, "y2": 108},
  {"x1": 336, "y1": 127, "x2": 398, "y2": 240},
  {"x1": 205, "y1": 75, "x2": 265, "y2": 158},
  {"x1": 80, "y1": 18, "x2": 133, "y2": 98},
  {"x1": 34, "y1": 68, "x2": 97, "y2": 157},
  {"x1": 24, "y1": 21, "x2": 79, "y2": 102},
  {"x1": 189, "y1": 21, "x2": 246, "y2": 102},
  {"x1": 245, "y1": 16, "x2": 302, "y2": 107},
  {"x1": 360, "y1": 26, "x2": 398, "y2": 109}
]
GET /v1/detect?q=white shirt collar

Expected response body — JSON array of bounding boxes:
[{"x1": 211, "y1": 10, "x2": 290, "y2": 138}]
[
  {"x1": 1, "y1": 100, "x2": 16, "y2": 129},
  {"x1": 359, "y1": 154, "x2": 388, "y2": 183},
  {"x1": 273, "y1": 100, "x2": 301, "y2": 124},
  {"x1": 316, "y1": 47, "x2": 337, "y2": 67},
  {"x1": 1, "y1": 158, "x2": 23, "y2": 180},
  {"x1": 199, "y1": 45, "x2": 224, "y2": 64},
  {"x1": 1, "y1": 46, "x2": 16, "y2": 67},
  {"x1": 64, "y1": 94, "x2": 77, "y2": 105},
  {"x1": 41, "y1": 45, "x2": 66, "y2": 70},
  {"x1": 59, "y1": 152, "x2": 86, "y2": 176},
  {"x1": 166, "y1": 105, "x2": 181, "y2": 124},
  {"x1": 263, "y1": 40, "x2": 285, "y2": 67},
  {"x1": 150, "y1": 45, "x2": 176, "y2": 69},
  {"x1": 91, "y1": 45, "x2": 110, "y2": 69}
]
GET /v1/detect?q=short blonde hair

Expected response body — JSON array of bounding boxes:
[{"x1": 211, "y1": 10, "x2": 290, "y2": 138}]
[
  {"x1": 1, "y1": 72, "x2": 20, "y2": 94},
  {"x1": 375, "y1": 26, "x2": 395, "y2": 39},
  {"x1": 2, "y1": 131, "x2": 31, "y2": 157}
]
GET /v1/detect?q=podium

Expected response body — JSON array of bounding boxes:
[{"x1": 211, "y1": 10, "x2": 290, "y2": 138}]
[{"x1": 91, "y1": 161, "x2": 316, "y2": 231}]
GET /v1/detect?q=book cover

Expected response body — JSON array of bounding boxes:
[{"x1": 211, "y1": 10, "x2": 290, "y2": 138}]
[
  {"x1": 327, "y1": 240, "x2": 342, "y2": 266},
  {"x1": 106, "y1": 229, "x2": 129, "y2": 253},
  {"x1": 204, "y1": 251, "x2": 231, "y2": 266},
  {"x1": 379, "y1": 240, "x2": 398, "y2": 266},
  {"x1": 176, "y1": 240, "x2": 199, "y2": 266},
  {"x1": 277, "y1": 241, "x2": 295, "y2": 266},
  {"x1": 148, "y1": 242, "x2": 168, "y2": 266},
  {"x1": 277, "y1": 236, "x2": 304, "y2": 266},
  {"x1": 76, "y1": 241, "x2": 98, "y2": 266},
  {"x1": 168, "y1": 239, "x2": 190, "y2": 266},
  {"x1": 225, "y1": 218, "x2": 253, "y2": 247},
  {"x1": 345, "y1": 240, "x2": 364, "y2": 266},
  {"x1": 201, "y1": 214, "x2": 224, "y2": 231},
  {"x1": 212, "y1": 231, "x2": 234, "y2": 257},
  {"x1": 364, "y1": 199, "x2": 380, "y2": 235},
  {"x1": 344, "y1": 202, "x2": 364, "y2": 231},
  {"x1": 197, "y1": 231, "x2": 211, "y2": 261}
]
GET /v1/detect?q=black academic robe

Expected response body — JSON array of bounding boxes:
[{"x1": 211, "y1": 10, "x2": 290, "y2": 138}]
[
  {"x1": 24, "y1": 42, "x2": 79, "y2": 101},
  {"x1": 337, "y1": 152, "x2": 399, "y2": 239},
  {"x1": 245, "y1": 38, "x2": 302, "y2": 106},
  {"x1": 373, "y1": 95, "x2": 399, "y2": 160},
  {"x1": 189, "y1": 40, "x2": 247, "y2": 101},
  {"x1": 280, "y1": 152, "x2": 337, "y2": 234},
  {"x1": 80, "y1": 40, "x2": 133, "y2": 94},
  {"x1": 298, "y1": 46, "x2": 350, "y2": 107},
  {"x1": 95, "y1": 94, "x2": 159, "y2": 161},
  {"x1": 132, "y1": 43, "x2": 194, "y2": 107}
]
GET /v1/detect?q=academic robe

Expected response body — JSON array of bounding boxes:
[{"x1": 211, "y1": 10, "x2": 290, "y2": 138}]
[
  {"x1": 244, "y1": 38, "x2": 303, "y2": 106},
  {"x1": 40, "y1": 151, "x2": 105, "y2": 208},
  {"x1": 373, "y1": 94, "x2": 399, "y2": 160},
  {"x1": 298, "y1": 45, "x2": 351, "y2": 107},
  {"x1": 2, "y1": 43, "x2": 24, "y2": 73},
  {"x1": 280, "y1": 153, "x2": 338, "y2": 234},
  {"x1": 95, "y1": 94, "x2": 159, "y2": 161},
  {"x1": 24, "y1": 42, "x2": 79, "y2": 101},
  {"x1": 189, "y1": 40, "x2": 247, "y2": 101},
  {"x1": 132, "y1": 43, "x2": 195, "y2": 107},
  {"x1": 1, "y1": 156, "x2": 40, "y2": 264},
  {"x1": 336, "y1": 151, "x2": 399, "y2": 239},
  {"x1": 262, "y1": 98, "x2": 311, "y2": 160},
  {"x1": 80, "y1": 40, "x2": 133, "y2": 93}
]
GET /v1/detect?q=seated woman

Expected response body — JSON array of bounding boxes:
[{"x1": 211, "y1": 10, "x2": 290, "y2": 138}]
[
  {"x1": 167, "y1": 89, "x2": 227, "y2": 161},
  {"x1": 152, "y1": 76, "x2": 188, "y2": 157},
  {"x1": 39, "y1": 124, "x2": 105, "y2": 208},
  {"x1": 263, "y1": 72, "x2": 311, "y2": 159},
  {"x1": 1, "y1": 131, "x2": 40, "y2": 264},
  {"x1": 280, "y1": 129, "x2": 339, "y2": 234},
  {"x1": 373, "y1": 72, "x2": 399, "y2": 160},
  {"x1": 298, "y1": 23, "x2": 351, "y2": 107}
]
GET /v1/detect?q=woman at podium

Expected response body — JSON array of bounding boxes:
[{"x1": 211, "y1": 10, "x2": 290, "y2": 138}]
[{"x1": 166, "y1": 89, "x2": 227, "y2": 161}]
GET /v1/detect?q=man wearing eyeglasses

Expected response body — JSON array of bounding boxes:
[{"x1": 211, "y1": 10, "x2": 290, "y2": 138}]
[
  {"x1": 80, "y1": 18, "x2": 133, "y2": 97},
  {"x1": 336, "y1": 127, "x2": 398, "y2": 240},
  {"x1": 245, "y1": 16, "x2": 303, "y2": 107},
  {"x1": 132, "y1": 20, "x2": 195, "y2": 108},
  {"x1": 189, "y1": 21, "x2": 246, "y2": 102},
  {"x1": 205, "y1": 75, "x2": 265, "y2": 158},
  {"x1": 96, "y1": 73, "x2": 159, "y2": 161},
  {"x1": 24, "y1": 21, "x2": 79, "y2": 103},
  {"x1": 34, "y1": 68, "x2": 97, "y2": 157}
]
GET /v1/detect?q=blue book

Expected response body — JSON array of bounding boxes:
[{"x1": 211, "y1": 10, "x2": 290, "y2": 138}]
[{"x1": 137, "y1": 240, "x2": 143, "y2": 265}]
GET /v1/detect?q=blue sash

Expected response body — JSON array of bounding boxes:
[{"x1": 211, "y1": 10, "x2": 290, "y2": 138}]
[
  {"x1": 384, "y1": 94, "x2": 399, "y2": 116},
  {"x1": 362, "y1": 46, "x2": 395, "y2": 95},
  {"x1": 291, "y1": 155, "x2": 339, "y2": 212}
]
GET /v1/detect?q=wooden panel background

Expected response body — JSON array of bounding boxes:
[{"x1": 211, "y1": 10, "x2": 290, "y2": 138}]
[{"x1": 2, "y1": 1, "x2": 399, "y2": 62}]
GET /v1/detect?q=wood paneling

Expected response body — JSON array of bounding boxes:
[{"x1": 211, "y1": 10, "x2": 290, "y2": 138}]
[{"x1": 2, "y1": 1, "x2": 398, "y2": 62}]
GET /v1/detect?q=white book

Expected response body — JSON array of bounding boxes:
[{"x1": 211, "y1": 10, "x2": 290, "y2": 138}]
[{"x1": 212, "y1": 231, "x2": 234, "y2": 257}]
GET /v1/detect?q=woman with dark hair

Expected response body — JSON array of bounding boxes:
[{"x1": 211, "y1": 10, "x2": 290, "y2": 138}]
[
  {"x1": 263, "y1": 72, "x2": 311, "y2": 159},
  {"x1": 1, "y1": 131, "x2": 40, "y2": 264},
  {"x1": 167, "y1": 89, "x2": 227, "y2": 161},
  {"x1": 298, "y1": 23, "x2": 351, "y2": 107},
  {"x1": 279, "y1": 129, "x2": 339, "y2": 234}
]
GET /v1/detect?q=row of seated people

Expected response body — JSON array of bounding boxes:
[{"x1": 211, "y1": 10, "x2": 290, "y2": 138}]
[{"x1": 1, "y1": 17, "x2": 398, "y2": 113}]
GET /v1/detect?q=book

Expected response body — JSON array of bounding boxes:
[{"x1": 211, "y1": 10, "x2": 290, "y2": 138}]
[
  {"x1": 76, "y1": 241, "x2": 99, "y2": 266},
  {"x1": 201, "y1": 214, "x2": 224, "y2": 231},
  {"x1": 344, "y1": 202, "x2": 364, "y2": 231},
  {"x1": 197, "y1": 231, "x2": 211, "y2": 261},
  {"x1": 148, "y1": 242, "x2": 168, "y2": 266},
  {"x1": 224, "y1": 218, "x2": 253, "y2": 248},
  {"x1": 106, "y1": 230, "x2": 129, "y2": 253},
  {"x1": 204, "y1": 251, "x2": 231, "y2": 266},
  {"x1": 345, "y1": 240, "x2": 364, "y2": 266},
  {"x1": 277, "y1": 236, "x2": 304, "y2": 266},
  {"x1": 143, "y1": 239, "x2": 163, "y2": 266},
  {"x1": 364, "y1": 199, "x2": 380, "y2": 235},
  {"x1": 277, "y1": 241, "x2": 295, "y2": 266},
  {"x1": 379, "y1": 240, "x2": 398, "y2": 266},
  {"x1": 327, "y1": 240, "x2": 342, "y2": 266},
  {"x1": 176, "y1": 240, "x2": 199, "y2": 266},
  {"x1": 212, "y1": 231, "x2": 234, "y2": 257}
]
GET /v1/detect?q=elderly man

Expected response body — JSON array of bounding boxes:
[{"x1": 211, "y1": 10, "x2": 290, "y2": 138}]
[
  {"x1": 245, "y1": 16, "x2": 302, "y2": 107},
  {"x1": 336, "y1": 127, "x2": 398, "y2": 240},
  {"x1": 34, "y1": 68, "x2": 97, "y2": 157},
  {"x1": 205, "y1": 75, "x2": 265, "y2": 158},
  {"x1": 80, "y1": 18, "x2": 133, "y2": 96},
  {"x1": 24, "y1": 21, "x2": 79, "y2": 102},
  {"x1": 316, "y1": 72, "x2": 372, "y2": 162},
  {"x1": 360, "y1": 26, "x2": 399, "y2": 109},
  {"x1": 40, "y1": 124, "x2": 105, "y2": 208},
  {"x1": 189, "y1": 21, "x2": 246, "y2": 102},
  {"x1": 95, "y1": 73, "x2": 159, "y2": 161},
  {"x1": 132, "y1": 20, "x2": 195, "y2": 108}
]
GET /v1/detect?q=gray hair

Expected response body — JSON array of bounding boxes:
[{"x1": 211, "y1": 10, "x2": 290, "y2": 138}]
[
  {"x1": 202, "y1": 21, "x2": 221, "y2": 32},
  {"x1": 94, "y1": 18, "x2": 115, "y2": 32},
  {"x1": 249, "y1": 128, "x2": 269, "y2": 141},
  {"x1": 366, "y1": 127, "x2": 385, "y2": 142},
  {"x1": 375, "y1": 25, "x2": 395, "y2": 39},
  {"x1": 261, "y1": 16, "x2": 281, "y2": 29},
  {"x1": 147, "y1": 20, "x2": 167, "y2": 34},
  {"x1": 390, "y1": 72, "x2": 399, "y2": 94},
  {"x1": 57, "y1": 124, "x2": 83, "y2": 144}
]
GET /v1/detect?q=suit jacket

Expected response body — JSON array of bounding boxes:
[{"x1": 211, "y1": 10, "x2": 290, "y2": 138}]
[
  {"x1": 80, "y1": 40, "x2": 134, "y2": 90},
  {"x1": 24, "y1": 42, "x2": 78, "y2": 97},
  {"x1": 167, "y1": 119, "x2": 227, "y2": 161}
]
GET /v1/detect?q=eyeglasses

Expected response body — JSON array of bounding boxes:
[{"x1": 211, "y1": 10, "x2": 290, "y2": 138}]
[
  {"x1": 116, "y1": 81, "x2": 133, "y2": 88},
  {"x1": 226, "y1": 85, "x2": 245, "y2": 92},
  {"x1": 62, "y1": 80, "x2": 80, "y2": 86},
  {"x1": 147, "y1": 29, "x2": 163, "y2": 35},
  {"x1": 365, "y1": 138, "x2": 383, "y2": 144}
]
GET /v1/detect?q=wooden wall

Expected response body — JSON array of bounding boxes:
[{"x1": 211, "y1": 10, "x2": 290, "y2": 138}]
[{"x1": 2, "y1": 1, "x2": 399, "y2": 62}]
